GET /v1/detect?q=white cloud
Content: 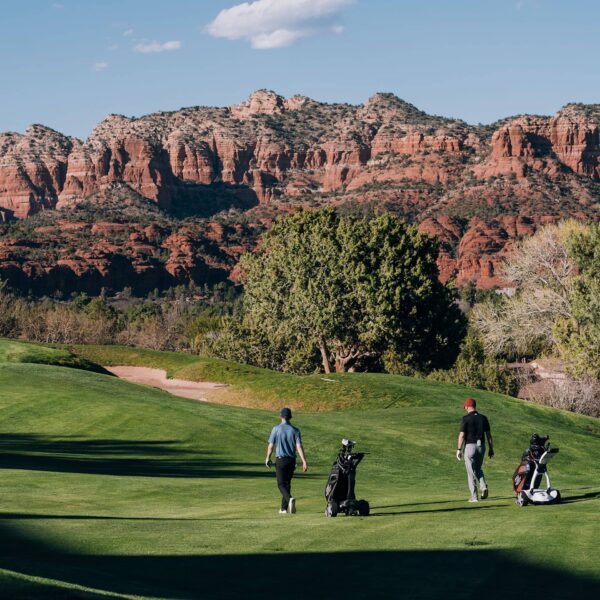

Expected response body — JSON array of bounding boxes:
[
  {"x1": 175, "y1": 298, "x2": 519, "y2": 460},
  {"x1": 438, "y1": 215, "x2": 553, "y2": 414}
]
[
  {"x1": 94, "y1": 62, "x2": 109, "y2": 72},
  {"x1": 133, "y1": 40, "x2": 182, "y2": 53},
  {"x1": 251, "y1": 29, "x2": 306, "y2": 49},
  {"x1": 123, "y1": 28, "x2": 134, "y2": 37},
  {"x1": 206, "y1": 0, "x2": 353, "y2": 49}
]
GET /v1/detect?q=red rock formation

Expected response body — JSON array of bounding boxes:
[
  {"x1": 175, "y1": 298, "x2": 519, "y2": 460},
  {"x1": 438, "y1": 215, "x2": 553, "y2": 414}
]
[
  {"x1": 0, "y1": 92, "x2": 599, "y2": 293},
  {"x1": 3, "y1": 92, "x2": 598, "y2": 217},
  {"x1": 0, "y1": 125, "x2": 72, "y2": 218},
  {"x1": 475, "y1": 109, "x2": 600, "y2": 180}
]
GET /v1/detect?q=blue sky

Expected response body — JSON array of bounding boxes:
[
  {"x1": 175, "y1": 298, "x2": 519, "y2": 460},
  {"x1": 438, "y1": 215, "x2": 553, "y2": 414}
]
[{"x1": 1, "y1": 0, "x2": 599, "y2": 139}]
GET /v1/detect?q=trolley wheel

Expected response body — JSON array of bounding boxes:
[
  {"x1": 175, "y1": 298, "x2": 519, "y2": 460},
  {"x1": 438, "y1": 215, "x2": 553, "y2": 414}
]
[
  {"x1": 325, "y1": 500, "x2": 339, "y2": 517},
  {"x1": 554, "y1": 490, "x2": 561, "y2": 504},
  {"x1": 515, "y1": 492, "x2": 529, "y2": 507},
  {"x1": 357, "y1": 499, "x2": 370, "y2": 516}
]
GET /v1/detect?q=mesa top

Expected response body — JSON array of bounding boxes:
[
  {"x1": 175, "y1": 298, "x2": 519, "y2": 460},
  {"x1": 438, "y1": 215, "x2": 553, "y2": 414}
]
[
  {"x1": 460, "y1": 411, "x2": 491, "y2": 444},
  {"x1": 268, "y1": 422, "x2": 302, "y2": 458}
]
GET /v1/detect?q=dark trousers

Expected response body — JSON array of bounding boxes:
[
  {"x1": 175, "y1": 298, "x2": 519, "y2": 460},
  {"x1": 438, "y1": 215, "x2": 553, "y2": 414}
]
[{"x1": 276, "y1": 457, "x2": 296, "y2": 510}]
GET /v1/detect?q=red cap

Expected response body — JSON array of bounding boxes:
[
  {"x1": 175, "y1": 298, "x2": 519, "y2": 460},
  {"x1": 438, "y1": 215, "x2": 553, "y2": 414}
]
[{"x1": 463, "y1": 397, "x2": 476, "y2": 409}]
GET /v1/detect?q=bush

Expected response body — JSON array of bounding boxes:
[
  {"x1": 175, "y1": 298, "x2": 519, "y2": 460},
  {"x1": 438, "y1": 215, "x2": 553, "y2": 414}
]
[
  {"x1": 0, "y1": 282, "x2": 239, "y2": 354},
  {"x1": 524, "y1": 376, "x2": 600, "y2": 417},
  {"x1": 428, "y1": 331, "x2": 518, "y2": 396}
]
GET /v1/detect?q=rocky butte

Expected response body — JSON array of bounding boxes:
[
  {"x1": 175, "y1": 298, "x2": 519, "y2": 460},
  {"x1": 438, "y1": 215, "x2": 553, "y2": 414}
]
[{"x1": 0, "y1": 90, "x2": 598, "y2": 295}]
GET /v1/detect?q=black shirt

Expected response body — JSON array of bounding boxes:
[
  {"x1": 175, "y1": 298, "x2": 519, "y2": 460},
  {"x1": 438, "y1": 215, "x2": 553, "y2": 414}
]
[{"x1": 460, "y1": 412, "x2": 490, "y2": 444}]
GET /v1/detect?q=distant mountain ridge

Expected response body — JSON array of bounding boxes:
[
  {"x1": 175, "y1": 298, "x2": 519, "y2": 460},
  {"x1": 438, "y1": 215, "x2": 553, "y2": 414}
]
[{"x1": 0, "y1": 90, "x2": 599, "y2": 295}]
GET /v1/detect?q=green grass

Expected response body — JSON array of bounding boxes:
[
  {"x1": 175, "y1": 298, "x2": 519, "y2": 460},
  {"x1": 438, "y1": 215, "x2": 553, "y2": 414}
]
[
  {"x1": 1, "y1": 339, "x2": 107, "y2": 374},
  {"x1": 66, "y1": 344, "x2": 521, "y2": 411},
  {"x1": 0, "y1": 339, "x2": 599, "y2": 598}
]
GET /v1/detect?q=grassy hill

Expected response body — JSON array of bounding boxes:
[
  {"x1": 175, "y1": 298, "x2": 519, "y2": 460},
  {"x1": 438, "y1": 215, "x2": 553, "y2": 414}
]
[
  {"x1": 0, "y1": 339, "x2": 599, "y2": 598},
  {"x1": 0, "y1": 339, "x2": 108, "y2": 374},
  {"x1": 66, "y1": 344, "x2": 525, "y2": 411}
]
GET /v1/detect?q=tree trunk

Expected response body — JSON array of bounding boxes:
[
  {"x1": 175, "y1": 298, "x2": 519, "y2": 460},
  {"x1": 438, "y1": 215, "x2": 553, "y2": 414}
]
[
  {"x1": 334, "y1": 344, "x2": 361, "y2": 373},
  {"x1": 335, "y1": 355, "x2": 357, "y2": 373},
  {"x1": 318, "y1": 338, "x2": 332, "y2": 374}
]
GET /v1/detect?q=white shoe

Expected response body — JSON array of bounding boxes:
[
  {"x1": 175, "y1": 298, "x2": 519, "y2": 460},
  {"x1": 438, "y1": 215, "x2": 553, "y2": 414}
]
[
  {"x1": 468, "y1": 497, "x2": 478, "y2": 503},
  {"x1": 481, "y1": 487, "x2": 489, "y2": 500},
  {"x1": 288, "y1": 497, "x2": 296, "y2": 513},
  {"x1": 278, "y1": 509, "x2": 287, "y2": 514}
]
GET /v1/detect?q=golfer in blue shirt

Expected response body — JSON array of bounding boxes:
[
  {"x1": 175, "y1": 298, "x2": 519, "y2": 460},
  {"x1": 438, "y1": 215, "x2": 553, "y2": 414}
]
[{"x1": 265, "y1": 407, "x2": 308, "y2": 514}]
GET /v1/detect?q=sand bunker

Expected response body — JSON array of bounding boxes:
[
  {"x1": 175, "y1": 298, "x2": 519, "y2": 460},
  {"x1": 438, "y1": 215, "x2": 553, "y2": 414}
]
[{"x1": 105, "y1": 366, "x2": 227, "y2": 402}]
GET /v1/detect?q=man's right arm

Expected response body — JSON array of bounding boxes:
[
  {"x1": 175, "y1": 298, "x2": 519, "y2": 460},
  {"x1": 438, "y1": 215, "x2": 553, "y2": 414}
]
[
  {"x1": 266, "y1": 427, "x2": 276, "y2": 467},
  {"x1": 456, "y1": 431, "x2": 465, "y2": 460},
  {"x1": 265, "y1": 442, "x2": 274, "y2": 467},
  {"x1": 456, "y1": 418, "x2": 466, "y2": 460}
]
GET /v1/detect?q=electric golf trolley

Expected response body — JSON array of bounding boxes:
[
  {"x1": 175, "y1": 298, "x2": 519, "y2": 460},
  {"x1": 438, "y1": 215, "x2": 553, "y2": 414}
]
[
  {"x1": 512, "y1": 434, "x2": 561, "y2": 506},
  {"x1": 324, "y1": 439, "x2": 370, "y2": 517}
]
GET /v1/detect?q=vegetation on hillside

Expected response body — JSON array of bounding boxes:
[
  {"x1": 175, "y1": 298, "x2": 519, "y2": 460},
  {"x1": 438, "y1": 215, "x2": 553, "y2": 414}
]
[
  {"x1": 0, "y1": 280, "x2": 238, "y2": 353},
  {"x1": 2, "y1": 213, "x2": 599, "y2": 417},
  {"x1": 473, "y1": 222, "x2": 600, "y2": 415}
]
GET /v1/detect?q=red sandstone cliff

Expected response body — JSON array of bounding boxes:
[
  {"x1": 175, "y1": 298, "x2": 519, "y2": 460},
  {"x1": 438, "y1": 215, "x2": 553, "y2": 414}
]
[{"x1": 0, "y1": 91, "x2": 599, "y2": 293}]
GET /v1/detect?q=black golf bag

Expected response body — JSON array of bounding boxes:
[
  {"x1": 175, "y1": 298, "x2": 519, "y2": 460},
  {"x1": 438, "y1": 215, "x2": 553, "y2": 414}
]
[
  {"x1": 512, "y1": 433, "x2": 560, "y2": 506},
  {"x1": 324, "y1": 439, "x2": 369, "y2": 517}
]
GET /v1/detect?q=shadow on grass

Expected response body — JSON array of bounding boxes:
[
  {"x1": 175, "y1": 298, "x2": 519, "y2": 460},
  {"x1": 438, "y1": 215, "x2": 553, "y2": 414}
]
[
  {"x1": 0, "y1": 433, "x2": 271, "y2": 479},
  {"x1": 372, "y1": 488, "x2": 600, "y2": 513},
  {"x1": 370, "y1": 503, "x2": 507, "y2": 517},
  {"x1": 0, "y1": 521, "x2": 599, "y2": 600},
  {"x1": 560, "y1": 489, "x2": 600, "y2": 504}
]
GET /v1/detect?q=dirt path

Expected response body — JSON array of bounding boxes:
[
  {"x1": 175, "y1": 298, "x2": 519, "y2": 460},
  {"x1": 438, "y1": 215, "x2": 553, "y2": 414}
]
[{"x1": 105, "y1": 366, "x2": 228, "y2": 402}]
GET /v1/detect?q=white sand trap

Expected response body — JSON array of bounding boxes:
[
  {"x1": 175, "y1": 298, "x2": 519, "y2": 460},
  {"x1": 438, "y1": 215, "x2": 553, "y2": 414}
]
[{"x1": 105, "y1": 366, "x2": 227, "y2": 402}]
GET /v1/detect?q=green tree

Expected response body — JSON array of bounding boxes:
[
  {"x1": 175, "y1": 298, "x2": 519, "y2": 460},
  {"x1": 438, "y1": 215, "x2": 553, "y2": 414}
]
[
  {"x1": 83, "y1": 298, "x2": 118, "y2": 322},
  {"x1": 223, "y1": 208, "x2": 465, "y2": 373},
  {"x1": 556, "y1": 223, "x2": 600, "y2": 379}
]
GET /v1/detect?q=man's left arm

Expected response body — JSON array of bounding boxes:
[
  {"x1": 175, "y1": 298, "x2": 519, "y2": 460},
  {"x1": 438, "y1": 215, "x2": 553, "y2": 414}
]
[
  {"x1": 296, "y1": 443, "x2": 308, "y2": 472},
  {"x1": 485, "y1": 418, "x2": 494, "y2": 458},
  {"x1": 295, "y1": 430, "x2": 307, "y2": 472}
]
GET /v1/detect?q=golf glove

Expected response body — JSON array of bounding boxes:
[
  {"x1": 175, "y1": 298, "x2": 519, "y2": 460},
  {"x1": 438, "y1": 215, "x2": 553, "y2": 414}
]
[
  {"x1": 265, "y1": 459, "x2": 273, "y2": 468},
  {"x1": 456, "y1": 449, "x2": 462, "y2": 461}
]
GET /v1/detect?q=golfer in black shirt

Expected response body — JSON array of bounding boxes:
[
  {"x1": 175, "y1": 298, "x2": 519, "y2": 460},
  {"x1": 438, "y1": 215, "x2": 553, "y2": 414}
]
[{"x1": 456, "y1": 397, "x2": 494, "y2": 502}]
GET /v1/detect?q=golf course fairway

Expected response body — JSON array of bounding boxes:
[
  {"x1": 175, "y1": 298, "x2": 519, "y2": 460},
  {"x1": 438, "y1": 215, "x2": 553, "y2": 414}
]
[{"x1": 0, "y1": 340, "x2": 599, "y2": 598}]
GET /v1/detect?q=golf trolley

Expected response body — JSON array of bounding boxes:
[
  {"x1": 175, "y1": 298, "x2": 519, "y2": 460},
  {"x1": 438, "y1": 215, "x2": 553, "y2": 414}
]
[
  {"x1": 512, "y1": 434, "x2": 561, "y2": 506},
  {"x1": 324, "y1": 439, "x2": 370, "y2": 517}
]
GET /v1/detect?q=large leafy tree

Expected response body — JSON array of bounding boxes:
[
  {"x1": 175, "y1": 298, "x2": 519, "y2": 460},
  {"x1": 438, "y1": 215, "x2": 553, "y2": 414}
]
[{"x1": 228, "y1": 208, "x2": 465, "y2": 373}]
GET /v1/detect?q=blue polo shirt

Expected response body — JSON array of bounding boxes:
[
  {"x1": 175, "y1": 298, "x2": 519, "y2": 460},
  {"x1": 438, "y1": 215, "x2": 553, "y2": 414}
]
[{"x1": 268, "y1": 422, "x2": 302, "y2": 458}]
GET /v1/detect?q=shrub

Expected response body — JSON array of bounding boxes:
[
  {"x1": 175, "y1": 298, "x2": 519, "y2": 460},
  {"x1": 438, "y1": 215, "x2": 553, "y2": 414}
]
[{"x1": 428, "y1": 331, "x2": 518, "y2": 396}]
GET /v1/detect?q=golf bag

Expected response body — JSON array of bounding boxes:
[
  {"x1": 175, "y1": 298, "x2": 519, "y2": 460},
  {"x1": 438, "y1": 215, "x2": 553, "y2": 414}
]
[
  {"x1": 512, "y1": 433, "x2": 561, "y2": 506},
  {"x1": 324, "y1": 439, "x2": 370, "y2": 517}
]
